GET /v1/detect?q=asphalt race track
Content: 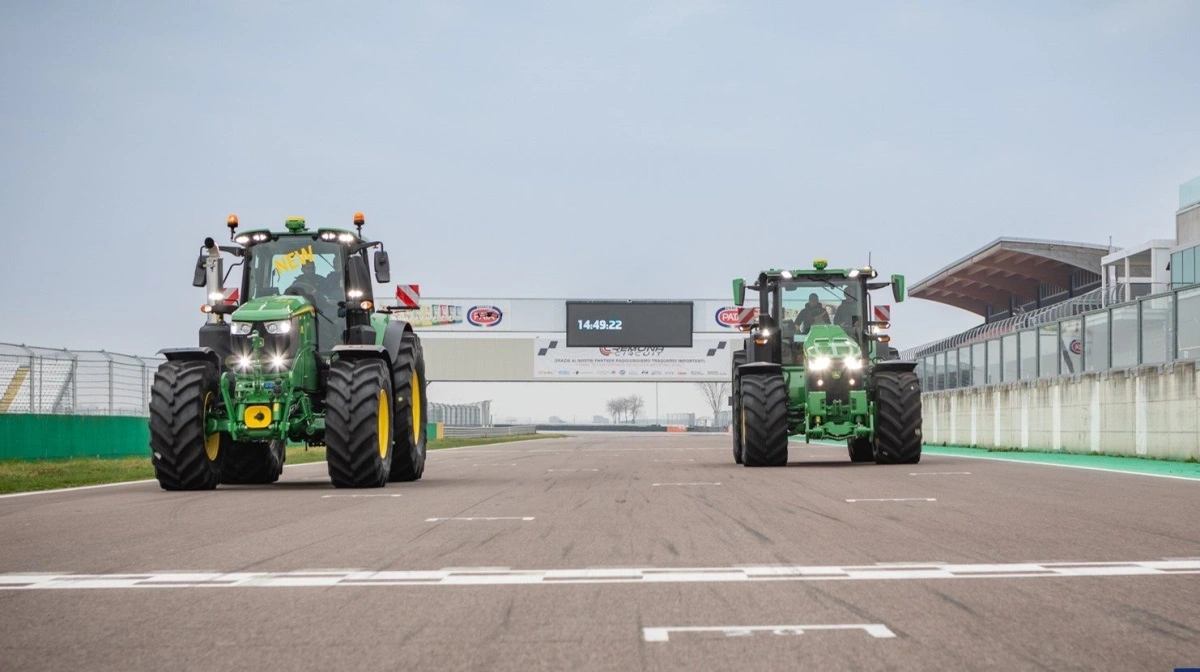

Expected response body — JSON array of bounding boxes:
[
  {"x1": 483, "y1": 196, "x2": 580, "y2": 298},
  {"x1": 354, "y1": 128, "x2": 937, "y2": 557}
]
[{"x1": 1, "y1": 433, "x2": 1198, "y2": 671}]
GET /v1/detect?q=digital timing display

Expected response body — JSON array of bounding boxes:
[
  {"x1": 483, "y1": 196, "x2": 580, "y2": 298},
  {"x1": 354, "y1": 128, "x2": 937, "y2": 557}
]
[{"x1": 566, "y1": 301, "x2": 693, "y2": 348}]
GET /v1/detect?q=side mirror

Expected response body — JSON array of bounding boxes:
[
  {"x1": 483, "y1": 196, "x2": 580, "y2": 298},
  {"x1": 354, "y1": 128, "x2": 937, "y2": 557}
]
[
  {"x1": 192, "y1": 255, "x2": 207, "y2": 287},
  {"x1": 346, "y1": 256, "x2": 373, "y2": 305},
  {"x1": 373, "y1": 250, "x2": 391, "y2": 284},
  {"x1": 733, "y1": 278, "x2": 746, "y2": 307},
  {"x1": 891, "y1": 274, "x2": 906, "y2": 303}
]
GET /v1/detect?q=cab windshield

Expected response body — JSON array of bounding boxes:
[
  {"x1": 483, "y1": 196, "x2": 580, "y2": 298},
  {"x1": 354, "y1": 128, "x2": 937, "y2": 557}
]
[
  {"x1": 245, "y1": 238, "x2": 345, "y2": 350},
  {"x1": 780, "y1": 279, "x2": 865, "y2": 338}
]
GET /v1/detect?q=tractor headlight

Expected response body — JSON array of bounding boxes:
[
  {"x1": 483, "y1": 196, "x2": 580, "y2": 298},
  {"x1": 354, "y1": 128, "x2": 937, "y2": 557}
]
[
  {"x1": 264, "y1": 320, "x2": 292, "y2": 335},
  {"x1": 269, "y1": 355, "x2": 288, "y2": 371},
  {"x1": 810, "y1": 356, "x2": 832, "y2": 371},
  {"x1": 236, "y1": 355, "x2": 253, "y2": 371},
  {"x1": 753, "y1": 327, "x2": 771, "y2": 345},
  {"x1": 232, "y1": 322, "x2": 252, "y2": 336},
  {"x1": 845, "y1": 356, "x2": 863, "y2": 371}
]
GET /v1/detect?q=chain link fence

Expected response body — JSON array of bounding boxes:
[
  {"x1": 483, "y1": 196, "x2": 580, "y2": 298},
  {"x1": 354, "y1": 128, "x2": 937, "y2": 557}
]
[{"x1": 0, "y1": 344, "x2": 164, "y2": 416}]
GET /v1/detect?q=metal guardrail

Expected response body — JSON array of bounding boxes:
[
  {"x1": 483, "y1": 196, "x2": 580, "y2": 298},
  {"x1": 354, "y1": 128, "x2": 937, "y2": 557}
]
[
  {"x1": 904, "y1": 283, "x2": 1200, "y2": 391},
  {"x1": 442, "y1": 425, "x2": 538, "y2": 439}
]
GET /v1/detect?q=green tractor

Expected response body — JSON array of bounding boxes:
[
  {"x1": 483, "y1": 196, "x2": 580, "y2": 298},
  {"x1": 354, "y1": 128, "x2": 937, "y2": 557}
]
[
  {"x1": 730, "y1": 259, "x2": 922, "y2": 467},
  {"x1": 150, "y1": 213, "x2": 428, "y2": 490}
]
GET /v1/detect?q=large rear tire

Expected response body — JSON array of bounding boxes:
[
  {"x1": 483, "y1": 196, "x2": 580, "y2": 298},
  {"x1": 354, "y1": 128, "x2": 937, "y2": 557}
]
[
  {"x1": 325, "y1": 359, "x2": 393, "y2": 488},
  {"x1": 873, "y1": 371, "x2": 923, "y2": 464},
  {"x1": 389, "y1": 334, "x2": 428, "y2": 482},
  {"x1": 221, "y1": 440, "x2": 285, "y2": 484},
  {"x1": 848, "y1": 437, "x2": 874, "y2": 463},
  {"x1": 731, "y1": 350, "x2": 746, "y2": 464},
  {"x1": 149, "y1": 361, "x2": 225, "y2": 491},
  {"x1": 739, "y1": 373, "x2": 789, "y2": 467}
]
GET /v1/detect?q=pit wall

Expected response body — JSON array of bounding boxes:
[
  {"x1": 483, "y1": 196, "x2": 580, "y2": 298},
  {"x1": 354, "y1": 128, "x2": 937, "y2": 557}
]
[{"x1": 921, "y1": 361, "x2": 1200, "y2": 461}]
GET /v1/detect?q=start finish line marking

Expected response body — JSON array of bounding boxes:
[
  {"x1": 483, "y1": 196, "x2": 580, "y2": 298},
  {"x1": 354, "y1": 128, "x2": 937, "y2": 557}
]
[
  {"x1": 425, "y1": 517, "x2": 535, "y2": 522},
  {"x1": 643, "y1": 624, "x2": 896, "y2": 643},
  {"x1": 909, "y1": 472, "x2": 971, "y2": 476},
  {"x1": 846, "y1": 498, "x2": 936, "y2": 503},
  {"x1": 3, "y1": 560, "x2": 1196, "y2": 590},
  {"x1": 653, "y1": 482, "x2": 721, "y2": 487}
]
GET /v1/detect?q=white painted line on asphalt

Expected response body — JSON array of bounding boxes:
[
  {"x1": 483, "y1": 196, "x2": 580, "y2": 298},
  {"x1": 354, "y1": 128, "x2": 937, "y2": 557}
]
[
  {"x1": 321, "y1": 494, "x2": 402, "y2": 499},
  {"x1": 653, "y1": 482, "x2": 722, "y2": 486},
  {"x1": 654, "y1": 459, "x2": 695, "y2": 462},
  {"x1": 547, "y1": 469, "x2": 600, "y2": 472},
  {"x1": 4, "y1": 560, "x2": 1194, "y2": 590},
  {"x1": 846, "y1": 498, "x2": 936, "y2": 503},
  {"x1": 422, "y1": 516, "x2": 535, "y2": 523},
  {"x1": 923, "y1": 451, "x2": 1200, "y2": 482},
  {"x1": 643, "y1": 624, "x2": 896, "y2": 643},
  {"x1": 471, "y1": 464, "x2": 518, "y2": 467},
  {"x1": 909, "y1": 472, "x2": 971, "y2": 476}
]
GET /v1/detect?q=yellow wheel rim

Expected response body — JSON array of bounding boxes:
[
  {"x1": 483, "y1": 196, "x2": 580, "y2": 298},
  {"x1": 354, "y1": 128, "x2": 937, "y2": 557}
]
[
  {"x1": 377, "y1": 389, "x2": 390, "y2": 459},
  {"x1": 203, "y1": 392, "x2": 220, "y2": 462},
  {"x1": 411, "y1": 371, "x2": 421, "y2": 444}
]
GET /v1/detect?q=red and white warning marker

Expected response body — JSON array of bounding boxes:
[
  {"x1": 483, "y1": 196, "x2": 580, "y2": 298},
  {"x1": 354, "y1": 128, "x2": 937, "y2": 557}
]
[
  {"x1": 873, "y1": 305, "x2": 891, "y2": 323},
  {"x1": 395, "y1": 284, "x2": 420, "y2": 308}
]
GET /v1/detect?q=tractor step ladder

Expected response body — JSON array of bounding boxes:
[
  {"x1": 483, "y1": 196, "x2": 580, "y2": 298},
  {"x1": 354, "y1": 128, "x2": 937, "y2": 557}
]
[{"x1": 0, "y1": 367, "x2": 30, "y2": 413}]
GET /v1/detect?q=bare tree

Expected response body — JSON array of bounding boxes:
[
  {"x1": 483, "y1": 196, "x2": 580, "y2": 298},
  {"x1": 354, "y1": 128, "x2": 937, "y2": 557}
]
[
  {"x1": 696, "y1": 382, "x2": 730, "y2": 427},
  {"x1": 627, "y1": 395, "x2": 645, "y2": 424},
  {"x1": 606, "y1": 397, "x2": 623, "y2": 424}
]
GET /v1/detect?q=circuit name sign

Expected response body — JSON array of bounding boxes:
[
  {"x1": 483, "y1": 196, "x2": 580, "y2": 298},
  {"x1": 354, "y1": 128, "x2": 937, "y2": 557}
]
[{"x1": 565, "y1": 301, "x2": 693, "y2": 348}]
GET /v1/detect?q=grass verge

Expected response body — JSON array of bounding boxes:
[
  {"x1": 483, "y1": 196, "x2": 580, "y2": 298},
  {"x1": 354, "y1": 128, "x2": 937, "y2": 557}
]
[{"x1": 0, "y1": 434, "x2": 558, "y2": 495}]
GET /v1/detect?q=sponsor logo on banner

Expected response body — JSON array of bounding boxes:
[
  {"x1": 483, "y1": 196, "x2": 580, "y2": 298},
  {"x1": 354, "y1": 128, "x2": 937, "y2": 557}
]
[
  {"x1": 599, "y1": 347, "x2": 667, "y2": 357},
  {"x1": 1069, "y1": 340, "x2": 1083, "y2": 355},
  {"x1": 534, "y1": 338, "x2": 731, "y2": 380},
  {"x1": 467, "y1": 305, "x2": 503, "y2": 327},
  {"x1": 715, "y1": 306, "x2": 758, "y2": 328}
]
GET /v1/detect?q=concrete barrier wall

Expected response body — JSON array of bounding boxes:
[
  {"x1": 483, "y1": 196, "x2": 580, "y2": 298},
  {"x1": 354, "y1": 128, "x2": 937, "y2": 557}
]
[{"x1": 922, "y1": 361, "x2": 1200, "y2": 461}]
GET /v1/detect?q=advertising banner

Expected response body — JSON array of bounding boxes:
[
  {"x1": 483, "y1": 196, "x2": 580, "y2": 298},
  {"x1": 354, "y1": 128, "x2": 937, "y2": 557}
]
[
  {"x1": 393, "y1": 301, "x2": 512, "y2": 330},
  {"x1": 533, "y1": 338, "x2": 732, "y2": 380}
]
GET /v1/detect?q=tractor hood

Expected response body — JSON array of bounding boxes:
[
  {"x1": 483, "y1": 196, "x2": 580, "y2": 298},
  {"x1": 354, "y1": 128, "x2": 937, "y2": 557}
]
[
  {"x1": 803, "y1": 324, "x2": 862, "y2": 362},
  {"x1": 231, "y1": 295, "x2": 314, "y2": 323}
]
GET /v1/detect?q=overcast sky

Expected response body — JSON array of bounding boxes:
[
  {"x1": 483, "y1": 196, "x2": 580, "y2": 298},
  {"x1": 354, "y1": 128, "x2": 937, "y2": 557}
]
[{"x1": 1, "y1": 0, "x2": 1197, "y2": 420}]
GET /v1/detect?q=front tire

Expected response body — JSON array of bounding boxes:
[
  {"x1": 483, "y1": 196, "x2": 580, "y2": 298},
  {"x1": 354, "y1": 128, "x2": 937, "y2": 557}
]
[
  {"x1": 739, "y1": 373, "x2": 789, "y2": 467},
  {"x1": 325, "y1": 359, "x2": 393, "y2": 488},
  {"x1": 874, "y1": 371, "x2": 923, "y2": 464},
  {"x1": 149, "y1": 361, "x2": 225, "y2": 491},
  {"x1": 389, "y1": 334, "x2": 428, "y2": 482}
]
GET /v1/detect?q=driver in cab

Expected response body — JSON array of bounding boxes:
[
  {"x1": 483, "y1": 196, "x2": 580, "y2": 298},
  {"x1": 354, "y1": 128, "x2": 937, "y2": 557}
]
[{"x1": 793, "y1": 293, "x2": 830, "y2": 334}]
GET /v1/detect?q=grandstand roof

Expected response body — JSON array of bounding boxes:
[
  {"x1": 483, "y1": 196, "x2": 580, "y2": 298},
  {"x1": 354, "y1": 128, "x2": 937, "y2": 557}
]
[{"x1": 909, "y1": 237, "x2": 1113, "y2": 316}]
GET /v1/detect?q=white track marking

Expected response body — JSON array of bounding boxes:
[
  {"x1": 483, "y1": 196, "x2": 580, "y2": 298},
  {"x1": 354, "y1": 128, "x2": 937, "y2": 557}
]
[
  {"x1": 2, "y1": 560, "x2": 1195, "y2": 590},
  {"x1": 653, "y1": 482, "x2": 721, "y2": 486},
  {"x1": 424, "y1": 517, "x2": 535, "y2": 522},
  {"x1": 846, "y1": 498, "x2": 936, "y2": 503},
  {"x1": 547, "y1": 469, "x2": 600, "y2": 472},
  {"x1": 654, "y1": 459, "x2": 695, "y2": 463},
  {"x1": 470, "y1": 464, "x2": 517, "y2": 467},
  {"x1": 643, "y1": 624, "x2": 896, "y2": 642},
  {"x1": 909, "y1": 472, "x2": 971, "y2": 476},
  {"x1": 321, "y1": 494, "x2": 402, "y2": 499}
]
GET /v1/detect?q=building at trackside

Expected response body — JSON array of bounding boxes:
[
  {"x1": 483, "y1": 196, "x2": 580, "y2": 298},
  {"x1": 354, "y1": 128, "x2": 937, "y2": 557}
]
[{"x1": 903, "y1": 175, "x2": 1200, "y2": 462}]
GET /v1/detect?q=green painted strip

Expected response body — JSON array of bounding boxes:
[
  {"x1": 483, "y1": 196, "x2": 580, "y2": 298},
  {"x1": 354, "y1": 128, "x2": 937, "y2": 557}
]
[
  {"x1": 791, "y1": 438, "x2": 1200, "y2": 481},
  {"x1": 922, "y1": 446, "x2": 1200, "y2": 481}
]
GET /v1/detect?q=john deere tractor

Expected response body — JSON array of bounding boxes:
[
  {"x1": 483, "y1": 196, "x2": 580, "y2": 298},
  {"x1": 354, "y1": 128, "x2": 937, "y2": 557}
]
[
  {"x1": 730, "y1": 259, "x2": 921, "y2": 467},
  {"x1": 150, "y1": 213, "x2": 428, "y2": 490}
]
